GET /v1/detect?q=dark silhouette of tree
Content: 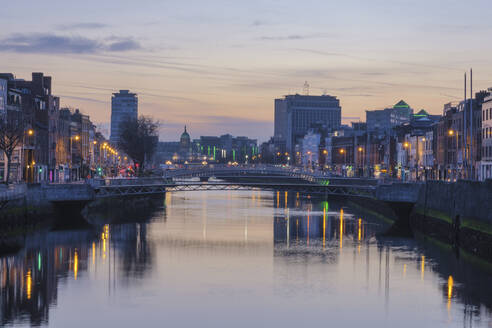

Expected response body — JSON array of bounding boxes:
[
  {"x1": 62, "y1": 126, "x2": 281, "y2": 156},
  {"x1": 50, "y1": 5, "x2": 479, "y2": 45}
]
[
  {"x1": 0, "y1": 111, "x2": 25, "y2": 184},
  {"x1": 118, "y1": 116, "x2": 158, "y2": 175}
]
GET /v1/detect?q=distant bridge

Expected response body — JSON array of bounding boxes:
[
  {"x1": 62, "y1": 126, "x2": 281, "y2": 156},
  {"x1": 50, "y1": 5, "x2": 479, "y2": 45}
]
[
  {"x1": 93, "y1": 181, "x2": 377, "y2": 198},
  {"x1": 90, "y1": 165, "x2": 379, "y2": 199},
  {"x1": 1, "y1": 166, "x2": 421, "y2": 209}
]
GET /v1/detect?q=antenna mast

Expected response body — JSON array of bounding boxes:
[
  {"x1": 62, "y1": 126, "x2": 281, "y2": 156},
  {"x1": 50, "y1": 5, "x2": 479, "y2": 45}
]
[{"x1": 303, "y1": 81, "x2": 310, "y2": 95}]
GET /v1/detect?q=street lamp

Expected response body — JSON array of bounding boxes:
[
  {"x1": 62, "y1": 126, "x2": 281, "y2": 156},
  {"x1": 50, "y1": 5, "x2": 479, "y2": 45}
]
[
  {"x1": 358, "y1": 146, "x2": 364, "y2": 177},
  {"x1": 448, "y1": 129, "x2": 459, "y2": 180},
  {"x1": 339, "y1": 148, "x2": 347, "y2": 176},
  {"x1": 23, "y1": 129, "x2": 35, "y2": 183},
  {"x1": 70, "y1": 135, "x2": 80, "y2": 181}
]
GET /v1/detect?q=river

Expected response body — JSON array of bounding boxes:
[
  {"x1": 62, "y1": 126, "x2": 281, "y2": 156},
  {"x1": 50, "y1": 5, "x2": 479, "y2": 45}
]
[{"x1": 1, "y1": 190, "x2": 491, "y2": 327}]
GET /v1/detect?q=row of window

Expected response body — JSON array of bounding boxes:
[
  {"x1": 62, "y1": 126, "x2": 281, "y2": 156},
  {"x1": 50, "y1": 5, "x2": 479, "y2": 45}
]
[
  {"x1": 483, "y1": 127, "x2": 492, "y2": 139},
  {"x1": 482, "y1": 146, "x2": 492, "y2": 159},
  {"x1": 483, "y1": 107, "x2": 492, "y2": 121}
]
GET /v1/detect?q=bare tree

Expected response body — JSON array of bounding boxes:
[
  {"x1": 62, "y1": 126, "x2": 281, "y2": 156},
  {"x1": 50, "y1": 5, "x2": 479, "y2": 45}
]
[
  {"x1": 0, "y1": 111, "x2": 25, "y2": 184},
  {"x1": 118, "y1": 116, "x2": 158, "y2": 175}
]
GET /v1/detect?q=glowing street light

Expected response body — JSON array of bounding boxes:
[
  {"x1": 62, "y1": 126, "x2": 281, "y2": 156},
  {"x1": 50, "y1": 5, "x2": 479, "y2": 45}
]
[{"x1": 27, "y1": 129, "x2": 34, "y2": 136}]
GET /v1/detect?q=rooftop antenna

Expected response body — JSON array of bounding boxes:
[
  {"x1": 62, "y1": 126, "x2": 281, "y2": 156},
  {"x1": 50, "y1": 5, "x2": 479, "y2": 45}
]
[{"x1": 303, "y1": 81, "x2": 310, "y2": 95}]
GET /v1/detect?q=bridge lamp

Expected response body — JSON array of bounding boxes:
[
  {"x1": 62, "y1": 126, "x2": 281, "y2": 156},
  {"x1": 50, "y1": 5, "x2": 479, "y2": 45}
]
[
  {"x1": 307, "y1": 151, "x2": 311, "y2": 155},
  {"x1": 448, "y1": 129, "x2": 454, "y2": 136},
  {"x1": 323, "y1": 150, "x2": 328, "y2": 155},
  {"x1": 277, "y1": 152, "x2": 281, "y2": 156},
  {"x1": 403, "y1": 142, "x2": 410, "y2": 149},
  {"x1": 27, "y1": 129, "x2": 34, "y2": 136},
  {"x1": 339, "y1": 148, "x2": 345, "y2": 154},
  {"x1": 358, "y1": 147, "x2": 363, "y2": 152},
  {"x1": 284, "y1": 152, "x2": 289, "y2": 156},
  {"x1": 93, "y1": 141, "x2": 97, "y2": 145},
  {"x1": 74, "y1": 135, "x2": 80, "y2": 141}
]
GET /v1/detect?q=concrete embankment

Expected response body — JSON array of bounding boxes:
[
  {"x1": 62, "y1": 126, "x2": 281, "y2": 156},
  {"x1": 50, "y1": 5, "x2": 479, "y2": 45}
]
[
  {"x1": 0, "y1": 183, "x2": 164, "y2": 253},
  {"x1": 348, "y1": 180, "x2": 492, "y2": 261},
  {"x1": 410, "y1": 180, "x2": 492, "y2": 261}
]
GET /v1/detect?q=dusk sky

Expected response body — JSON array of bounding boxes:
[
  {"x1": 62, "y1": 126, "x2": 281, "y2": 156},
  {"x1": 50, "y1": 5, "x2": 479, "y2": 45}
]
[{"x1": 2, "y1": 0, "x2": 492, "y2": 141}]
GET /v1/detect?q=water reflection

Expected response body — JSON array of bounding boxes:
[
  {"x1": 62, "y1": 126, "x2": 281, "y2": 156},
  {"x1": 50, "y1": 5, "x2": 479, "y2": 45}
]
[
  {"x1": 0, "y1": 220, "x2": 155, "y2": 327},
  {"x1": 0, "y1": 191, "x2": 491, "y2": 327}
]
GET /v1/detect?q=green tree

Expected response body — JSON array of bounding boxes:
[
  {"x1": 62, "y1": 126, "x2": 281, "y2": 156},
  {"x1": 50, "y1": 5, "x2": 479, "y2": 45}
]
[{"x1": 118, "y1": 116, "x2": 158, "y2": 175}]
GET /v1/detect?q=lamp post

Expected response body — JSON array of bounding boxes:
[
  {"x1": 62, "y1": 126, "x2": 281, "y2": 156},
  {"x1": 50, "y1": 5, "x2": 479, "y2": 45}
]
[
  {"x1": 358, "y1": 146, "x2": 364, "y2": 177},
  {"x1": 403, "y1": 141, "x2": 410, "y2": 181},
  {"x1": 448, "y1": 129, "x2": 459, "y2": 181},
  {"x1": 23, "y1": 129, "x2": 35, "y2": 183},
  {"x1": 339, "y1": 148, "x2": 346, "y2": 176},
  {"x1": 70, "y1": 135, "x2": 80, "y2": 181}
]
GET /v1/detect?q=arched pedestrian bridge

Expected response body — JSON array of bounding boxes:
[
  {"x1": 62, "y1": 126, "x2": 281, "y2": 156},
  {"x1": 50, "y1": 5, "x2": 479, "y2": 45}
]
[
  {"x1": 40, "y1": 166, "x2": 421, "y2": 207},
  {"x1": 91, "y1": 166, "x2": 380, "y2": 199}
]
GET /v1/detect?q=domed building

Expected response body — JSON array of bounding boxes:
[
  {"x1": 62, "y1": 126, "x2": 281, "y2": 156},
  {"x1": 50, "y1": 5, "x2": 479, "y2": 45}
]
[{"x1": 179, "y1": 126, "x2": 191, "y2": 158}]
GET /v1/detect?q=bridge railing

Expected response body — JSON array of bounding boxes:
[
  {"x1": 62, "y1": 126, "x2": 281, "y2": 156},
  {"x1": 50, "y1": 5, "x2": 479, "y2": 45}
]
[
  {"x1": 87, "y1": 177, "x2": 170, "y2": 187},
  {"x1": 0, "y1": 183, "x2": 27, "y2": 202}
]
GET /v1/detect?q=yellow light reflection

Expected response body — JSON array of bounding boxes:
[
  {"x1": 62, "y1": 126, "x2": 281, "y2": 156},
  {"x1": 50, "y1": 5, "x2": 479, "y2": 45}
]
[
  {"x1": 358, "y1": 218, "x2": 362, "y2": 241},
  {"x1": 74, "y1": 250, "x2": 78, "y2": 280},
  {"x1": 276, "y1": 191, "x2": 280, "y2": 208},
  {"x1": 26, "y1": 270, "x2": 32, "y2": 300},
  {"x1": 339, "y1": 209, "x2": 344, "y2": 249},
  {"x1": 284, "y1": 191, "x2": 288, "y2": 208},
  {"x1": 92, "y1": 242, "x2": 96, "y2": 266},
  {"x1": 403, "y1": 264, "x2": 407, "y2": 278},
  {"x1": 421, "y1": 256, "x2": 425, "y2": 281},
  {"x1": 447, "y1": 275, "x2": 454, "y2": 309}
]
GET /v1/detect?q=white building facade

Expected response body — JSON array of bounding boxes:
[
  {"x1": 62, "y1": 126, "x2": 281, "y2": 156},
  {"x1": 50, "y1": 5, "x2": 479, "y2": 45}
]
[{"x1": 481, "y1": 91, "x2": 492, "y2": 180}]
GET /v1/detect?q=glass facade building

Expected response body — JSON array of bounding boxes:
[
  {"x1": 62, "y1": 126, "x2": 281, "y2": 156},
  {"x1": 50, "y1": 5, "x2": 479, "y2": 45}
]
[{"x1": 110, "y1": 90, "x2": 138, "y2": 144}]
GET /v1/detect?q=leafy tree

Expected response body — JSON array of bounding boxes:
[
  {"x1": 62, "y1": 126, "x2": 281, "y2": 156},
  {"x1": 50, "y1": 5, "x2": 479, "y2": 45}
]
[
  {"x1": 118, "y1": 116, "x2": 158, "y2": 175},
  {"x1": 0, "y1": 111, "x2": 25, "y2": 184}
]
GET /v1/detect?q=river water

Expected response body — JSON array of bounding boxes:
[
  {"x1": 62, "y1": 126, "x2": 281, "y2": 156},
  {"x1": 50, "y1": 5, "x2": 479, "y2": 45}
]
[{"x1": 1, "y1": 190, "x2": 491, "y2": 327}]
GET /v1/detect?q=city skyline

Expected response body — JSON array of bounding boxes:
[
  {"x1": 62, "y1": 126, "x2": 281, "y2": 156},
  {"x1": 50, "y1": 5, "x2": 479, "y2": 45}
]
[{"x1": 2, "y1": 1, "x2": 492, "y2": 141}]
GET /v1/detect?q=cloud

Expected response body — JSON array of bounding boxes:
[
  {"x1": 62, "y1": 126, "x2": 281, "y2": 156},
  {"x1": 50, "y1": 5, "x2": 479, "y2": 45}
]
[
  {"x1": 57, "y1": 22, "x2": 108, "y2": 30},
  {"x1": 0, "y1": 33, "x2": 141, "y2": 54},
  {"x1": 259, "y1": 34, "x2": 333, "y2": 41},
  {"x1": 107, "y1": 39, "x2": 141, "y2": 52}
]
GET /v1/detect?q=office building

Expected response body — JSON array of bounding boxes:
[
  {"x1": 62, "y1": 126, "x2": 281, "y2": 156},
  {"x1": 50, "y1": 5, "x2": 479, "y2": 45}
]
[
  {"x1": 110, "y1": 90, "x2": 138, "y2": 144},
  {"x1": 274, "y1": 94, "x2": 341, "y2": 155},
  {"x1": 366, "y1": 100, "x2": 413, "y2": 134}
]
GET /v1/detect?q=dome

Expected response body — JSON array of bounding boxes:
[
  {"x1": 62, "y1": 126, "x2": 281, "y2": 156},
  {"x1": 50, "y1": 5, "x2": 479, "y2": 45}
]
[
  {"x1": 180, "y1": 126, "x2": 190, "y2": 142},
  {"x1": 180, "y1": 126, "x2": 191, "y2": 153}
]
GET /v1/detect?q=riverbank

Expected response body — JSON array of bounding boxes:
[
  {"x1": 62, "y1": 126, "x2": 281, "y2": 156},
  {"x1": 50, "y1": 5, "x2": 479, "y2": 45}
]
[
  {"x1": 410, "y1": 180, "x2": 492, "y2": 261},
  {"x1": 0, "y1": 184, "x2": 164, "y2": 254},
  {"x1": 349, "y1": 179, "x2": 492, "y2": 262}
]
